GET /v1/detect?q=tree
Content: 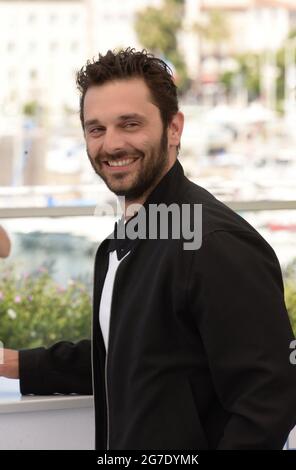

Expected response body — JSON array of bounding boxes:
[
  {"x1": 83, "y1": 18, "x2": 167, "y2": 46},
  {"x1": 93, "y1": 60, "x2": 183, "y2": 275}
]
[
  {"x1": 220, "y1": 29, "x2": 296, "y2": 109},
  {"x1": 23, "y1": 101, "x2": 39, "y2": 117},
  {"x1": 190, "y1": 9, "x2": 232, "y2": 98},
  {"x1": 275, "y1": 29, "x2": 296, "y2": 113},
  {"x1": 220, "y1": 52, "x2": 260, "y2": 102},
  {"x1": 193, "y1": 8, "x2": 231, "y2": 50},
  {"x1": 134, "y1": 0, "x2": 189, "y2": 92},
  {"x1": 284, "y1": 257, "x2": 296, "y2": 337}
]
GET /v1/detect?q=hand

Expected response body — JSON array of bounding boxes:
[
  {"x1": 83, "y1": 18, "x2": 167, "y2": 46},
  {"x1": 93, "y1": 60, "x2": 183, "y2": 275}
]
[
  {"x1": 0, "y1": 349, "x2": 19, "y2": 379},
  {"x1": 0, "y1": 225, "x2": 11, "y2": 258}
]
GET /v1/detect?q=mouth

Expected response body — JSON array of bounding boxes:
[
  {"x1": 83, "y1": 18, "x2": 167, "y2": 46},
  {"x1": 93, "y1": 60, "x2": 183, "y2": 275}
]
[{"x1": 103, "y1": 156, "x2": 140, "y2": 171}]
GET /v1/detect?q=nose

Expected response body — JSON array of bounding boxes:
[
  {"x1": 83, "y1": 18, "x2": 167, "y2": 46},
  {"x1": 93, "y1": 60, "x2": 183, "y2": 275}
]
[{"x1": 101, "y1": 127, "x2": 126, "y2": 155}]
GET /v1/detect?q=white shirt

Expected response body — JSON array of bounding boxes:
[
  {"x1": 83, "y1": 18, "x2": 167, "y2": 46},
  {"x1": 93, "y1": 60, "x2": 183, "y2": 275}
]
[{"x1": 99, "y1": 249, "x2": 130, "y2": 352}]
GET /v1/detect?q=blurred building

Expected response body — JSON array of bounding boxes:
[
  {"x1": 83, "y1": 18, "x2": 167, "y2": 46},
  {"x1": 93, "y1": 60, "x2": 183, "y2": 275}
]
[
  {"x1": 0, "y1": 0, "x2": 295, "y2": 187},
  {"x1": 0, "y1": 135, "x2": 17, "y2": 186},
  {"x1": 85, "y1": 0, "x2": 161, "y2": 56},
  {"x1": 1, "y1": 0, "x2": 295, "y2": 114},
  {"x1": 199, "y1": 0, "x2": 296, "y2": 53},
  {"x1": 0, "y1": 0, "x2": 162, "y2": 120},
  {"x1": 0, "y1": 0, "x2": 87, "y2": 118},
  {"x1": 179, "y1": 0, "x2": 296, "y2": 113},
  {"x1": 22, "y1": 129, "x2": 49, "y2": 186}
]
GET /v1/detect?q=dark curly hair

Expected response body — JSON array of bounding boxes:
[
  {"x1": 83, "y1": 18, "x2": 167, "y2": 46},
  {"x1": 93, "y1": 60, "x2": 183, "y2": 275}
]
[{"x1": 76, "y1": 48, "x2": 179, "y2": 134}]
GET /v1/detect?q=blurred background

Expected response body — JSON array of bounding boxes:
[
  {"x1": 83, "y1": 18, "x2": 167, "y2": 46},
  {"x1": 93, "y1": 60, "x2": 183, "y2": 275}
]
[{"x1": 0, "y1": 0, "x2": 295, "y2": 348}]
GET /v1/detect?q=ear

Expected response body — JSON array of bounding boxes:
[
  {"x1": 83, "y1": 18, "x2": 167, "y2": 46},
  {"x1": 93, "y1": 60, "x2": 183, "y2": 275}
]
[{"x1": 167, "y1": 111, "x2": 184, "y2": 149}]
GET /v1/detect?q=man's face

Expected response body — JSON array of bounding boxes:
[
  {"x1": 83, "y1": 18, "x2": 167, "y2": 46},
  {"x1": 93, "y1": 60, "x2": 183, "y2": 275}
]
[{"x1": 83, "y1": 78, "x2": 173, "y2": 201}]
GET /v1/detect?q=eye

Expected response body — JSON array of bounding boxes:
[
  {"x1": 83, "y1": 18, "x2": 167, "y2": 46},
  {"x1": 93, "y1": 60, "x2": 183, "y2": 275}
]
[
  {"x1": 89, "y1": 127, "x2": 104, "y2": 135},
  {"x1": 124, "y1": 122, "x2": 139, "y2": 128}
]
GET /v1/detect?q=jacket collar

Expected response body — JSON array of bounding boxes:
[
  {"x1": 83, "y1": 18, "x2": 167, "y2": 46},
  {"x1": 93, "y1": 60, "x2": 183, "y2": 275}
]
[{"x1": 107, "y1": 159, "x2": 186, "y2": 260}]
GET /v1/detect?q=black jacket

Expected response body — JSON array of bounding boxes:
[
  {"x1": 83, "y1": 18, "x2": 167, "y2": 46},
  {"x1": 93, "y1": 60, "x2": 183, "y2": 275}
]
[{"x1": 20, "y1": 159, "x2": 296, "y2": 450}]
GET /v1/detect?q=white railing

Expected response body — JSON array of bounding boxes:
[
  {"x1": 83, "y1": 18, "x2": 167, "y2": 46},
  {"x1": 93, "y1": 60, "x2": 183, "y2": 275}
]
[{"x1": 0, "y1": 200, "x2": 296, "y2": 219}]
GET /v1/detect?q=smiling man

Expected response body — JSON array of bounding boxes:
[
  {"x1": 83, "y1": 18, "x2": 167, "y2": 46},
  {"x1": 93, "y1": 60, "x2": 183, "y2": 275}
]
[
  {"x1": 82, "y1": 63, "x2": 183, "y2": 211},
  {"x1": 1, "y1": 48, "x2": 296, "y2": 450},
  {"x1": 84, "y1": 81, "x2": 173, "y2": 202}
]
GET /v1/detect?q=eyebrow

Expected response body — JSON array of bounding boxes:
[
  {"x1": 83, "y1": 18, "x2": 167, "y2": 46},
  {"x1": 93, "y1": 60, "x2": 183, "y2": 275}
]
[{"x1": 84, "y1": 113, "x2": 147, "y2": 129}]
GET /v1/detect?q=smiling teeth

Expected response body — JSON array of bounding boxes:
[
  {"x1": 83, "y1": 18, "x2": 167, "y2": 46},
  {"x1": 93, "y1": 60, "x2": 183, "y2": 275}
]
[{"x1": 108, "y1": 158, "x2": 136, "y2": 167}]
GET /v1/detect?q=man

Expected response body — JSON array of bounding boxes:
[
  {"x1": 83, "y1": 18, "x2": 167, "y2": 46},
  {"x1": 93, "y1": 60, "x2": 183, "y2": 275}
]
[{"x1": 1, "y1": 48, "x2": 296, "y2": 450}]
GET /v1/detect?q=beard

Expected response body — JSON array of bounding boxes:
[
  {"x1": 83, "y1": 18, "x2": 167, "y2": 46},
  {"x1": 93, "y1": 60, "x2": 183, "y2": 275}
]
[{"x1": 86, "y1": 129, "x2": 169, "y2": 201}]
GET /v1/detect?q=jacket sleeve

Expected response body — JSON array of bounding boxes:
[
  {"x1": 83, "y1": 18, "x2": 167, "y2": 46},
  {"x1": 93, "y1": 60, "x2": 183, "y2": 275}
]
[
  {"x1": 189, "y1": 229, "x2": 296, "y2": 449},
  {"x1": 19, "y1": 339, "x2": 93, "y2": 395}
]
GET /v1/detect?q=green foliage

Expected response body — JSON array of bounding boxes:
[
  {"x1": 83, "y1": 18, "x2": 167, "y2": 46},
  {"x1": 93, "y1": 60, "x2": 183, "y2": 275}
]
[
  {"x1": 284, "y1": 257, "x2": 296, "y2": 337},
  {"x1": 134, "y1": 0, "x2": 189, "y2": 92},
  {"x1": 220, "y1": 53, "x2": 260, "y2": 100},
  {"x1": 135, "y1": 6, "x2": 180, "y2": 55},
  {"x1": 221, "y1": 29, "x2": 296, "y2": 107},
  {"x1": 275, "y1": 30, "x2": 296, "y2": 109},
  {"x1": 285, "y1": 282, "x2": 296, "y2": 337},
  {"x1": 0, "y1": 263, "x2": 92, "y2": 349},
  {"x1": 1, "y1": 256, "x2": 294, "y2": 352},
  {"x1": 193, "y1": 9, "x2": 231, "y2": 44},
  {"x1": 22, "y1": 101, "x2": 39, "y2": 117}
]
